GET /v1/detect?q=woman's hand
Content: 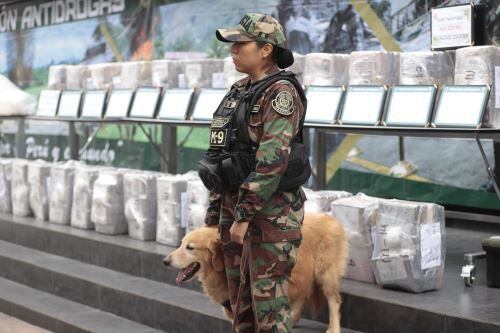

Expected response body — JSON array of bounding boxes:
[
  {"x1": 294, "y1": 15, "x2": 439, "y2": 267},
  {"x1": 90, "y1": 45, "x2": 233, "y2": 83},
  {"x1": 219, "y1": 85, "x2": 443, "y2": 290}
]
[{"x1": 230, "y1": 221, "x2": 249, "y2": 245}]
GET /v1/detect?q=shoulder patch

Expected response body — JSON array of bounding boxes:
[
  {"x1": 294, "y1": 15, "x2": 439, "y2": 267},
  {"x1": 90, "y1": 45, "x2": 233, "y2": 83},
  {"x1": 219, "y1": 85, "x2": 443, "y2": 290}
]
[{"x1": 271, "y1": 91, "x2": 294, "y2": 116}]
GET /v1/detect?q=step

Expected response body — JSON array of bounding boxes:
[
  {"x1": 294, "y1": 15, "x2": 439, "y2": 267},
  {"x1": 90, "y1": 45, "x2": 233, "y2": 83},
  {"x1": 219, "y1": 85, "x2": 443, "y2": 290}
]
[
  {"x1": 0, "y1": 278, "x2": 163, "y2": 333},
  {"x1": 0, "y1": 240, "x2": 336, "y2": 333}
]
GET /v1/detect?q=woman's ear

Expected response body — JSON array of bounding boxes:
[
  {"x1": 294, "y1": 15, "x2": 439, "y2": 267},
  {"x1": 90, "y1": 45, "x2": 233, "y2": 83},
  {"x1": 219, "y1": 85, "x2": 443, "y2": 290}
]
[
  {"x1": 262, "y1": 43, "x2": 274, "y2": 59},
  {"x1": 208, "y1": 238, "x2": 225, "y2": 272}
]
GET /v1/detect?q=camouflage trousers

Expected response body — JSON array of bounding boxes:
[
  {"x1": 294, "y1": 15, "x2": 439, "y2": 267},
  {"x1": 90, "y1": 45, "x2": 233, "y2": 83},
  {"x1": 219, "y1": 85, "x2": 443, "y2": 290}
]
[{"x1": 218, "y1": 189, "x2": 304, "y2": 333}]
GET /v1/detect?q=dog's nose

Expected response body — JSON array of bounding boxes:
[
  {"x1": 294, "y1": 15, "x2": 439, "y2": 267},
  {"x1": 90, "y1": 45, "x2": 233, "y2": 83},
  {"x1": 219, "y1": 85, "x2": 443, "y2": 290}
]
[{"x1": 163, "y1": 256, "x2": 171, "y2": 266}]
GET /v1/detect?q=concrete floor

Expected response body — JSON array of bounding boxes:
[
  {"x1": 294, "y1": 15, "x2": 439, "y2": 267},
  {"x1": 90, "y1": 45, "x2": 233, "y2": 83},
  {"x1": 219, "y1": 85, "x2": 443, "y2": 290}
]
[{"x1": 0, "y1": 313, "x2": 52, "y2": 333}]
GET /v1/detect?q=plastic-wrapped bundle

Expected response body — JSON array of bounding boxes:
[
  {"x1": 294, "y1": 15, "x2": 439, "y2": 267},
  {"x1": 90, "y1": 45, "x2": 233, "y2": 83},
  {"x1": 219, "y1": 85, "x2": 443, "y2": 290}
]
[
  {"x1": 0, "y1": 75, "x2": 37, "y2": 116},
  {"x1": 114, "y1": 61, "x2": 152, "y2": 89},
  {"x1": 223, "y1": 57, "x2": 247, "y2": 88},
  {"x1": 11, "y1": 160, "x2": 31, "y2": 217},
  {"x1": 48, "y1": 65, "x2": 66, "y2": 89},
  {"x1": 399, "y1": 51, "x2": 454, "y2": 85},
  {"x1": 186, "y1": 179, "x2": 210, "y2": 233},
  {"x1": 71, "y1": 166, "x2": 99, "y2": 230},
  {"x1": 371, "y1": 199, "x2": 446, "y2": 293},
  {"x1": 86, "y1": 63, "x2": 122, "y2": 90},
  {"x1": 331, "y1": 194, "x2": 381, "y2": 283},
  {"x1": 124, "y1": 172, "x2": 158, "y2": 241},
  {"x1": 287, "y1": 53, "x2": 306, "y2": 84},
  {"x1": 156, "y1": 172, "x2": 199, "y2": 245},
  {"x1": 0, "y1": 159, "x2": 12, "y2": 214},
  {"x1": 91, "y1": 170, "x2": 126, "y2": 235},
  {"x1": 302, "y1": 188, "x2": 352, "y2": 213},
  {"x1": 151, "y1": 59, "x2": 183, "y2": 89},
  {"x1": 179, "y1": 59, "x2": 225, "y2": 89},
  {"x1": 65, "y1": 65, "x2": 87, "y2": 90},
  {"x1": 349, "y1": 51, "x2": 400, "y2": 85},
  {"x1": 28, "y1": 160, "x2": 51, "y2": 221},
  {"x1": 49, "y1": 162, "x2": 79, "y2": 225},
  {"x1": 455, "y1": 46, "x2": 500, "y2": 127},
  {"x1": 303, "y1": 53, "x2": 350, "y2": 86}
]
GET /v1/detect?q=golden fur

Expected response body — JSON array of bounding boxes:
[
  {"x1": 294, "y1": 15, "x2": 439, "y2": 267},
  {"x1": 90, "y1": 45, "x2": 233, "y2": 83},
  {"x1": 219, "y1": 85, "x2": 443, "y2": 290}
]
[{"x1": 164, "y1": 213, "x2": 348, "y2": 333}]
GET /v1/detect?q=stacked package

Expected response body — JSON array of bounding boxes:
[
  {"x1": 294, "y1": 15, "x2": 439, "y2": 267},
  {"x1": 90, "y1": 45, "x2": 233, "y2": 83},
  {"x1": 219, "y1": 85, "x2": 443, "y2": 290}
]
[
  {"x1": 91, "y1": 169, "x2": 127, "y2": 235},
  {"x1": 331, "y1": 194, "x2": 381, "y2": 283},
  {"x1": 349, "y1": 51, "x2": 400, "y2": 85},
  {"x1": 124, "y1": 172, "x2": 158, "y2": 241},
  {"x1": 399, "y1": 51, "x2": 454, "y2": 85},
  {"x1": 48, "y1": 65, "x2": 66, "y2": 89},
  {"x1": 151, "y1": 59, "x2": 183, "y2": 89},
  {"x1": 287, "y1": 53, "x2": 306, "y2": 84},
  {"x1": 371, "y1": 199, "x2": 445, "y2": 293},
  {"x1": 114, "y1": 61, "x2": 152, "y2": 89},
  {"x1": 222, "y1": 57, "x2": 247, "y2": 88},
  {"x1": 49, "y1": 162, "x2": 78, "y2": 225},
  {"x1": 0, "y1": 159, "x2": 12, "y2": 214},
  {"x1": 65, "y1": 65, "x2": 87, "y2": 90},
  {"x1": 455, "y1": 46, "x2": 500, "y2": 127},
  {"x1": 186, "y1": 179, "x2": 210, "y2": 233},
  {"x1": 179, "y1": 59, "x2": 224, "y2": 89},
  {"x1": 303, "y1": 53, "x2": 350, "y2": 86},
  {"x1": 71, "y1": 166, "x2": 100, "y2": 229},
  {"x1": 28, "y1": 160, "x2": 51, "y2": 221},
  {"x1": 156, "y1": 173, "x2": 197, "y2": 245},
  {"x1": 86, "y1": 63, "x2": 122, "y2": 90},
  {"x1": 0, "y1": 75, "x2": 37, "y2": 116},
  {"x1": 11, "y1": 160, "x2": 31, "y2": 217},
  {"x1": 302, "y1": 188, "x2": 352, "y2": 213}
]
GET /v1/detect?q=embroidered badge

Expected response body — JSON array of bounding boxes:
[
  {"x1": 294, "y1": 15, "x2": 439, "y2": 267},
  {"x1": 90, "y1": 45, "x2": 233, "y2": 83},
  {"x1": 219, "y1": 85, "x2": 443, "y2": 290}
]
[
  {"x1": 271, "y1": 91, "x2": 294, "y2": 115},
  {"x1": 251, "y1": 104, "x2": 261, "y2": 113},
  {"x1": 211, "y1": 117, "x2": 230, "y2": 129}
]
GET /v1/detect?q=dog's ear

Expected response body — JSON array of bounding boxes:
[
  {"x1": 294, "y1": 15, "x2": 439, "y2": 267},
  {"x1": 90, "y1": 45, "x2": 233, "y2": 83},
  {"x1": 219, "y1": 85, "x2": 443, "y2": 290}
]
[{"x1": 208, "y1": 238, "x2": 224, "y2": 272}]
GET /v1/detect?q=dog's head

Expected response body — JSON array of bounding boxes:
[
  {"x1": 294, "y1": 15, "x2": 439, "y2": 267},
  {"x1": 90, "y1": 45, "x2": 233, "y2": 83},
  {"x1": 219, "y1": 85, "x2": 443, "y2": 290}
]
[{"x1": 163, "y1": 227, "x2": 224, "y2": 284}]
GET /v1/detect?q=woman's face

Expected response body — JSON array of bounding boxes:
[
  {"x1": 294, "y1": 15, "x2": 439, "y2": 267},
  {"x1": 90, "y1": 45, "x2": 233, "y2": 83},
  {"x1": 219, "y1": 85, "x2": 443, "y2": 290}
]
[{"x1": 231, "y1": 41, "x2": 271, "y2": 74}]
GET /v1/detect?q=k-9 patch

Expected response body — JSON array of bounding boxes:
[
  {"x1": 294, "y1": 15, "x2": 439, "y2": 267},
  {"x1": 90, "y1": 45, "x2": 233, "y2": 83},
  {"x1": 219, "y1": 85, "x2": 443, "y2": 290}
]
[{"x1": 210, "y1": 129, "x2": 228, "y2": 147}]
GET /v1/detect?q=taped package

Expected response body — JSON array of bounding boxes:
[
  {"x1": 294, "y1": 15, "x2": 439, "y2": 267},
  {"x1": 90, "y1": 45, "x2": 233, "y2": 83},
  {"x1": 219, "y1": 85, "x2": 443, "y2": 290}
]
[
  {"x1": 48, "y1": 65, "x2": 66, "y2": 89},
  {"x1": 223, "y1": 57, "x2": 247, "y2": 88},
  {"x1": 28, "y1": 160, "x2": 51, "y2": 221},
  {"x1": 91, "y1": 170, "x2": 127, "y2": 235},
  {"x1": 65, "y1": 65, "x2": 87, "y2": 90},
  {"x1": 71, "y1": 166, "x2": 99, "y2": 229},
  {"x1": 86, "y1": 63, "x2": 122, "y2": 90},
  {"x1": 399, "y1": 51, "x2": 454, "y2": 85},
  {"x1": 303, "y1": 53, "x2": 350, "y2": 86},
  {"x1": 114, "y1": 61, "x2": 152, "y2": 89},
  {"x1": 179, "y1": 59, "x2": 224, "y2": 89},
  {"x1": 371, "y1": 199, "x2": 446, "y2": 293},
  {"x1": 11, "y1": 160, "x2": 31, "y2": 217},
  {"x1": 0, "y1": 75, "x2": 37, "y2": 116},
  {"x1": 186, "y1": 179, "x2": 210, "y2": 233},
  {"x1": 124, "y1": 172, "x2": 158, "y2": 241},
  {"x1": 151, "y1": 59, "x2": 183, "y2": 89},
  {"x1": 331, "y1": 194, "x2": 382, "y2": 283},
  {"x1": 287, "y1": 53, "x2": 306, "y2": 84},
  {"x1": 0, "y1": 159, "x2": 12, "y2": 214},
  {"x1": 349, "y1": 51, "x2": 400, "y2": 85},
  {"x1": 454, "y1": 46, "x2": 500, "y2": 127},
  {"x1": 49, "y1": 161, "x2": 79, "y2": 225},
  {"x1": 156, "y1": 173, "x2": 199, "y2": 245},
  {"x1": 302, "y1": 188, "x2": 352, "y2": 214}
]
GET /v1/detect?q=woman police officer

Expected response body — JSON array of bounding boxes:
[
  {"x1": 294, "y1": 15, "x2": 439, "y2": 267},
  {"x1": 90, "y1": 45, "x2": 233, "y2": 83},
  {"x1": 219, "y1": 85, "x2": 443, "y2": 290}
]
[{"x1": 198, "y1": 13, "x2": 310, "y2": 333}]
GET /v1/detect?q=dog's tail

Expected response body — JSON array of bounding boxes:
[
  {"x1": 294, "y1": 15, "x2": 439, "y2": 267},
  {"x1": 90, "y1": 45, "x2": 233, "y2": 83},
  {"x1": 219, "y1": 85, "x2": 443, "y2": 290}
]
[{"x1": 308, "y1": 282, "x2": 326, "y2": 318}]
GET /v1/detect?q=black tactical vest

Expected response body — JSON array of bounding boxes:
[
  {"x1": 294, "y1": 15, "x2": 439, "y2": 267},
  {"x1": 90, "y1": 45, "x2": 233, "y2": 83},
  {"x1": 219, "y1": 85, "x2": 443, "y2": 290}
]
[{"x1": 198, "y1": 70, "x2": 311, "y2": 193}]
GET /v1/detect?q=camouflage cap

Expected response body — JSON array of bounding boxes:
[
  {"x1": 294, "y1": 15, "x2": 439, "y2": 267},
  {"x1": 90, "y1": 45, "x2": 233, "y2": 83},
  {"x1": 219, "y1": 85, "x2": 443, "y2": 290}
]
[{"x1": 216, "y1": 13, "x2": 286, "y2": 48}]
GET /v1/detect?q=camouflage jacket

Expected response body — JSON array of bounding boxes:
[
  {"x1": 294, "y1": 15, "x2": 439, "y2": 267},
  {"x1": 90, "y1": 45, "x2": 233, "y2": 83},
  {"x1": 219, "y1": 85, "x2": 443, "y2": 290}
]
[{"x1": 205, "y1": 70, "x2": 305, "y2": 226}]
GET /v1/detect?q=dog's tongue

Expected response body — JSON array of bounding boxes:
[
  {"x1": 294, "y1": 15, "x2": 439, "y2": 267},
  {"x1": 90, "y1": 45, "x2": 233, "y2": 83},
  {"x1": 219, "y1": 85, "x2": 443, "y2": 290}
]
[{"x1": 175, "y1": 271, "x2": 183, "y2": 285}]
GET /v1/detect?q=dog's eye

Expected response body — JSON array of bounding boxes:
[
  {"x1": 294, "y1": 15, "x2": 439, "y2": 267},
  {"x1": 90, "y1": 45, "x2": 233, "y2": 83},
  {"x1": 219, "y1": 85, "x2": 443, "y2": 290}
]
[{"x1": 186, "y1": 244, "x2": 195, "y2": 251}]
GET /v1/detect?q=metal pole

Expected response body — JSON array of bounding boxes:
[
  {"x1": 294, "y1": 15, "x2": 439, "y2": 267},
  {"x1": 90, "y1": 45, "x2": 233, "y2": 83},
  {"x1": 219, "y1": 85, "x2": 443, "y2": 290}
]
[
  {"x1": 68, "y1": 122, "x2": 79, "y2": 160},
  {"x1": 15, "y1": 117, "x2": 26, "y2": 158},
  {"x1": 399, "y1": 136, "x2": 405, "y2": 161},
  {"x1": 313, "y1": 130, "x2": 327, "y2": 190},
  {"x1": 475, "y1": 134, "x2": 500, "y2": 200},
  {"x1": 161, "y1": 124, "x2": 177, "y2": 174}
]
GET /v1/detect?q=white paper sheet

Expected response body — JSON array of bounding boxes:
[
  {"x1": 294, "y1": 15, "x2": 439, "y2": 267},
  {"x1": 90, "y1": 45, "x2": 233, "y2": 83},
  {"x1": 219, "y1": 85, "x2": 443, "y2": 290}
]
[{"x1": 420, "y1": 222, "x2": 442, "y2": 270}]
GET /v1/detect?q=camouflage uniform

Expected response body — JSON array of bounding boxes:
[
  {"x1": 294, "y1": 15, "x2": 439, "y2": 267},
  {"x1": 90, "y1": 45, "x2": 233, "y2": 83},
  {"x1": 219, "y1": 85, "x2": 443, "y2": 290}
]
[{"x1": 205, "y1": 14, "x2": 307, "y2": 332}]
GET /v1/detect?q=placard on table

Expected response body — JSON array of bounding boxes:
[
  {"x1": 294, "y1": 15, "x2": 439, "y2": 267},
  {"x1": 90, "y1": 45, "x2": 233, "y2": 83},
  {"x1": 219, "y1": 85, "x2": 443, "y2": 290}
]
[
  {"x1": 157, "y1": 89, "x2": 193, "y2": 120},
  {"x1": 384, "y1": 85, "x2": 437, "y2": 127},
  {"x1": 191, "y1": 89, "x2": 227, "y2": 121},
  {"x1": 305, "y1": 86, "x2": 344, "y2": 124},
  {"x1": 104, "y1": 89, "x2": 134, "y2": 119},
  {"x1": 129, "y1": 87, "x2": 162, "y2": 119},
  {"x1": 80, "y1": 90, "x2": 107, "y2": 119},
  {"x1": 57, "y1": 90, "x2": 82, "y2": 118},
  {"x1": 37, "y1": 90, "x2": 61, "y2": 117},
  {"x1": 339, "y1": 86, "x2": 387, "y2": 126}
]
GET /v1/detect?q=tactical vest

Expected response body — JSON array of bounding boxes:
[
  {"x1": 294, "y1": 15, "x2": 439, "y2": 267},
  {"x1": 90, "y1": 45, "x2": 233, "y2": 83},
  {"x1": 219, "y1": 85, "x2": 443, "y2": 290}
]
[{"x1": 198, "y1": 70, "x2": 311, "y2": 193}]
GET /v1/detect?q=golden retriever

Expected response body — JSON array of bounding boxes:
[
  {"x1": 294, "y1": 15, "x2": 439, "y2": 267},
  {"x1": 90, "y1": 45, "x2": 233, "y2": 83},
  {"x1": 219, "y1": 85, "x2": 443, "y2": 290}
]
[{"x1": 163, "y1": 213, "x2": 348, "y2": 333}]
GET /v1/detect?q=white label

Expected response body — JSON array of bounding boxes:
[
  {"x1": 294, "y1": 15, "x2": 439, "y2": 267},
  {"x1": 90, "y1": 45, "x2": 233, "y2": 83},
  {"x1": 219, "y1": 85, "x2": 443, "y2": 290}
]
[
  {"x1": 46, "y1": 176, "x2": 52, "y2": 194},
  {"x1": 495, "y1": 67, "x2": 500, "y2": 108},
  {"x1": 112, "y1": 76, "x2": 122, "y2": 87},
  {"x1": 212, "y1": 72, "x2": 227, "y2": 89},
  {"x1": 180, "y1": 192, "x2": 188, "y2": 228},
  {"x1": 376, "y1": 257, "x2": 407, "y2": 281},
  {"x1": 0, "y1": 177, "x2": 6, "y2": 198},
  {"x1": 178, "y1": 74, "x2": 187, "y2": 89},
  {"x1": 420, "y1": 222, "x2": 442, "y2": 270},
  {"x1": 185, "y1": 64, "x2": 202, "y2": 80},
  {"x1": 431, "y1": 5, "x2": 472, "y2": 49}
]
